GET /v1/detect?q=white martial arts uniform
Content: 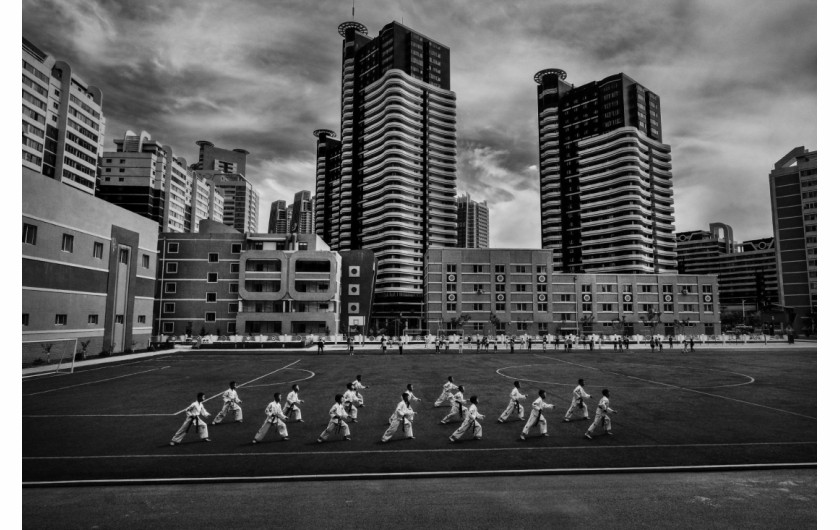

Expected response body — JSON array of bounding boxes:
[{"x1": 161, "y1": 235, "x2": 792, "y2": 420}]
[
  {"x1": 352, "y1": 380, "x2": 367, "y2": 406},
  {"x1": 521, "y1": 396, "x2": 555, "y2": 437},
  {"x1": 319, "y1": 402, "x2": 351, "y2": 441},
  {"x1": 451, "y1": 403, "x2": 484, "y2": 440},
  {"x1": 381, "y1": 400, "x2": 415, "y2": 442},
  {"x1": 434, "y1": 381, "x2": 458, "y2": 407},
  {"x1": 564, "y1": 384, "x2": 591, "y2": 420},
  {"x1": 440, "y1": 391, "x2": 467, "y2": 424},
  {"x1": 171, "y1": 400, "x2": 210, "y2": 443},
  {"x1": 253, "y1": 400, "x2": 288, "y2": 441},
  {"x1": 213, "y1": 388, "x2": 242, "y2": 424},
  {"x1": 342, "y1": 389, "x2": 360, "y2": 421},
  {"x1": 283, "y1": 390, "x2": 303, "y2": 422},
  {"x1": 498, "y1": 386, "x2": 528, "y2": 422},
  {"x1": 587, "y1": 396, "x2": 615, "y2": 435}
]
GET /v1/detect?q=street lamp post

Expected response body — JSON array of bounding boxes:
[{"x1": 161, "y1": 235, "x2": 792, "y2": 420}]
[{"x1": 741, "y1": 300, "x2": 746, "y2": 324}]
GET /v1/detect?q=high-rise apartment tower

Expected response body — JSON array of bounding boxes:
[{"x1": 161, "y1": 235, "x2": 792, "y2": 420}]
[
  {"x1": 456, "y1": 193, "x2": 489, "y2": 248},
  {"x1": 534, "y1": 70, "x2": 676, "y2": 274}
]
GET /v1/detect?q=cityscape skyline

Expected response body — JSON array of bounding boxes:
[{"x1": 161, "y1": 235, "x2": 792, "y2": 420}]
[{"x1": 21, "y1": 0, "x2": 817, "y2": 248}]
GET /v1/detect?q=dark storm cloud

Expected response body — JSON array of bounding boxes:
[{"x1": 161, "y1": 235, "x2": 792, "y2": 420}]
[{"x1": 22, "y1": 0, "x2": 816, "y2": 246}]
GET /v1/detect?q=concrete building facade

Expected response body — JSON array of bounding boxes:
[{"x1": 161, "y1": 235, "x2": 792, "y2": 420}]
[
  {"x1": 769, "y1": 147, "x2": 817, "y2": 334},
  {"x1": 22, "y1": 37, "x2": 106, "y2": 194},
  {"x1": 456, "y1": 193, "x2": 489, "y2": 248},
  {"x1": 192, "y1": 141, "x2": 260, "y2": 233},
  {"x1": 267, "y1": 200, "x2": 288, "y2": 234},
  {"x1": 425, "y1": 248, "x2": 720, "y2": 338},
  {"x1": 97, "y1": 130, "x2": 224, "y2": 233},
  {"x1": 289, "y1": 190, "x2": 315, "y2": 234},
  {"x1": 677, "y1": 223, "x2": 778, "y2": 314},
  {"x1": 534, "y1": 70, "x2": 677, "y2": 274},
  {"x1": 22, "y1": 168, "x2": 159, "y2": 357}
]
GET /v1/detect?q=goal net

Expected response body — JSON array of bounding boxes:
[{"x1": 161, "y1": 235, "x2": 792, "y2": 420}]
[{"x1": 22, "y1": 338, "x2": 79, "y2": 375}]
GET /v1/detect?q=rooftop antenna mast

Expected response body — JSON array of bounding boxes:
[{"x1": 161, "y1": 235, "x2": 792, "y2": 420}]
[{"x1": 352, "y1": 0, "x2": 355, "y2": 19}]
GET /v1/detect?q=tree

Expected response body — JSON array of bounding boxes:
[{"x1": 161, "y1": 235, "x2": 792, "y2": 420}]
[
  {"x1": 674, "y1": 318, "x2": 696, "y2": 337},
  {"x1": 640, "y1": 308, "x2": 662, "y2": 335},
  {"x1": 609, "y1": 316, "x2": 626, "y2": 335},
  {"x1": 448, "y1": 314, "x2": 471, "y2": 336},
  {"x1": 579, "y1": 314, "x2": 595, "y2": 336},
  {"x1": 488, "y1": 313, "x2": 502, "y2": 336}
]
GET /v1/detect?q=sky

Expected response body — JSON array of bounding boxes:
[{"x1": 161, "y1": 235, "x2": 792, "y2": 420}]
[{"x1": 20, "y1": 0, "x2": 817, "y2": 247}]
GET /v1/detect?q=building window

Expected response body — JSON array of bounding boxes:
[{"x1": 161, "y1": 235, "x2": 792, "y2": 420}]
[
  {"x1": 473, "y1": 284, "x2": 486, "y2": 293},
  {"x1": 538, "y1": 303, "x2": 549, "y2": 312},
  {"x1": 661, "y1": 285, "x2": 672, "y2": 293},
  {"x1": 206, "y1": 292, "x2": 217, "y2": 303},
  {"x1": 495, "y1": 303, "x2": 506, "y2": 312},
  {"x1": 447, "y1": 283, "x2": 456, "y2": 291},
  {"x1": 536, "y1": 265, "x2": 547, "y2": 274},
  {"x1": 600, "y1": 303, "x2": 614, "y2": 312},
  {"x1": 163, "y1": 303, "x2": 175, "y2": 313},
  {"x1": 495, "y1": 265, "x2": 505, "y2": 274},
  {"x1": 581, "y1": 284, "x2": 592, "y2": 293},
  {"x1": 513, "y1": 265, "x2": 530, "y2": 274},
  {"x1": 680, "y1": 304, "x2": 698, "y2": 313},
  {"x1": 92, "y1": 242, "x2": 103, "y2": 259},
  {"x1": 702, "y1": 285, "x2": 712, "y2": 293},
  {"x1": 536, "y1": 284, "x2": 547, "y2": 292},
  {"x1": 446, "y1": 264, "x2": 457, "y2": 272},
  {"x1": 164, "y1": 282, "x2": 176, "y2": 293},
  {"x1": 228, "y1": 303, "x2": 238, "y2": 313},
  {"x1": 474, "y1": 322, "x2": 484, "y2": 331},
  {"x1": 142, "y1": 254, "x2": 150, "y2": 268},
  {"x1": 663, "y1": 303, "x2": 674, "y2": 312},
  {"x1": 115, "y1": 315, "x2": 124, "y2": 324},
  {"x1": 230, "y1": 263, "x2": 240, "y2": 273},
  {"x1": 446, "y1": 303, "x2": 457, "y2": 312},
  {"x1": 703, "y1": 304, "x2": 713, "y2": 313},
  {"x1": 205, "y1": 312, "x2": 216, "y2": 322},
  {"x1": 163, "y1": 322, "x2": 175, "y2": 334},
  {"x1": 55, "y1": 314, "x2": 67, "y2": 325},
  {"x1": 231, "y1": 243, "x2": 242, "y2": 254},
  {"x1": 599, "y1": 284, "x2": 614, "y2": 293},
  {"x1": 559, "y1": 313, "x2": 573, "y2": 321},
  {"x1": 516, "y1": 322, "x2": 528, "y2": 331},
  {"x1": 229, "y1": 284, "x2": 239, "y2": 293},
  {"x1": 207, "y1": 273, "x2": 218, "y2": 283},
  {"x1": 138, "y1": 315, "x2": 146, "y2": 324},
  {"x1": 208, "y1": 253, "x2": 219, "y2": 263},
  {"x1": 166, "y1": 262, "x2": 178, "y2": 273},
  {"x1": 622, "y1": 284, "x2": 632, "y2": 293},
  {"x1": 23, "y1": 313, "x2": 30, "y2": 326},
  {"x1": 515, "y1": 284, "x2": 528, "y2": 292},
  {"x1": 473, "y1": 303, "x2": 487, "y2": 311},
  {"x1": 622, "y1": 303, "x2": 633, "y2": 312},
  {"x1": 559, "y1": 294, "x2": 573, "y2": 302},
  {"x1": 472, "y1": 265, "x2": 486, "y2": 273},
  {"x1": 61, "y1": 234, "x2": 74, "y2": 253},
  {"x1": 87, "y1": 314, "x2": 98, "y2": 324},
  {"x1": 513, "y1": 303, "x2": 530, "y2": 312},
  {"x1": 118, "y1": 248, "x2": 129, "y2": 264},
  {"x1": 538, "y1": 323, "x2": 548, "y2": 332},
  {"x1": 22, "y1": 223, "x2": 37, "y2": 245},
  {"x1": 582, "y1": 303, "x2": 592, "y2": 312},
  {"x1": 167, "y1": 242, "x2": 179, "y2": 254}
]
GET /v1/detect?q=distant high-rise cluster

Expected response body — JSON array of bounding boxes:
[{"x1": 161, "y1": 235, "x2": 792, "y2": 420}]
[
  {"x1": 456, "y1": 193, "x2": 489, "y2": 248},
  {"x1": 192, "y1": 142, "x2": 260, "y2": 234},
  {"x1": 268, "y1": 191, "x2": 315, "y2": 234},
  {"x1": 22, "y1": 38, "x2": 105, "y2": 194},
  {"x1": 534, "y1": 70, "x2": 677, "y2": 274}
]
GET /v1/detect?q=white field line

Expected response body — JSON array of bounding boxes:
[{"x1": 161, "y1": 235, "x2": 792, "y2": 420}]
[
  {"x1": 23, "y1": 367, "x2": 171, "y2": 397},
  {"x1": 173, "y1": 359, "x2": 302, "y2": 415},
  {"x1": 533, "y1": 354, "x2": 816, "y2": 420},
  {"x1": 23, "y1": 360, "x2": 156, "y2": 381},
  {"x1": 21, "y1": 441, "x2": 816, "y2": 460}
]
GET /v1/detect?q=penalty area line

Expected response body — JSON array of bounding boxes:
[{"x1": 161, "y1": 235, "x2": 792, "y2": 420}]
[
  {"x1": 534, "y1": 354, "x2": 816, "y2": 421},
  {"x1": 23, "y1": 367, "x2": 171, "y2": 397},
  {"x1": 22, "y1": 441, "x2": 816, "y2": 460}
]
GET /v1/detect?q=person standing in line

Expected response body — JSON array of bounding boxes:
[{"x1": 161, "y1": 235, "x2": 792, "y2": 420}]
[
  {"x1": 509, "y1": 337, "x2": 515, "y2": 353},
  {"x1": 283, "y1": 384, "x2": 304, "y2": 422},
  {"x1": 690, "y1": 337, "x2": 695, "y2": 352},
  {"x1": 435, "y1": 339, "x2": 441, "y2": 354},
  {"x1": 553, "y1": 335, "x2": 561, "y2": 351},
  {"x1": 381, "y1": 337, "x2": 387, "y2": 353},
  {"x1": 381, "y1": 392, "x2": 416, "y2": 442},
  {"x1": 252, "y1": 393, "x2": 289, "y2": 443},
  {"x1": 542, "y1": 336, "x2": 547, "y2": 351},
  {"x1": 649, "y1": 338, "x2": 655, "y2": 352},
  {"x1": 212, "y1": 381, "x2": 243, "y2": 425},
  {"x1": 440, "y1": 385, "x2": 467, "y2": 424},
  {"x1": 585, "y1": 389, "x2": 617, "y2": 439},
  {"x1": 658, "y1": 338, "x2": 663, "y2": 352},
  {"x1": 458, "y1": 336, "x2": 464, "y2": 354},
  {"x1": 520, "y1": 390, "x2": 555, "y2": 440},
  {"x1": 398, "y1": 338, "x2": 404, "y2": 355},
  {"x1": 352, "y1": 375, "x2": 369, "y2": 407},
  {"x1": 343, "y1": 382, "x2": 360, "y2": 422},
  {"x1": 682, "y1": 339, "x2": 688, "y2": 353},
  {"x1": 527, "y1": 337, "x2": 533, "y2": 351},
  {"x1": 590, "y1": 337, "x2": 595, "y2": 351},
  {"x1": 434, "y1": 376, "x2": 457, "y2": 407},
  {"x1": 444, "y1": 338, "x2": 450, "y2": 353},
  {"x1": 170, "y1": 392, "x2": 211, "y2": 445},
  {"x1": 498, "y1": 380, "x2": 528, "y2": 423},
  {"x1": 563, "y1": 379, "x2": 591, "y2": 422},
  {"x1": 317, "y1": 394, "x2": 351, "y2": 443},
  {"x1": 317, "y1": 337, "x2": 325, "y2": 354},
  {"x1": 623, "y1": 336, "x2": 630, "y2": 351},
  {"x1": 347, "y1": 335, "x2": 354, "y2": 356},
  {"x1": 449, "y1": 395, "x2": 485, "y2": 442},
  {"x1": 669, "y1": 336, "x2": 673, "y2": 349}
]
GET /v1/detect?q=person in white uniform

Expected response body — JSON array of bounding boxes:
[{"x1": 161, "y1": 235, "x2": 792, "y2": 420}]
[
  {"x1": 585, "y1": 389, "x2": 617, "y2": 439},
  {"x1": 564, "y1": 379, "x2": 591, "y2": 422},
  {"x1": 381, "y1": 392, "x2": 416, "y2": 442},
  {"x1": 352, "y1": 375, "x2": 368, "y2": 407},
  {"x1": 212, "y1": 381, "x2": 243, "y2": 424},
  {"x1": 170, "y1": 393, "x2": 211, "y2": 445},
  {"x1": 342, "y1": 383, "x2": 360, "y2": 422},
  {"x1": 498, "y1": 381, "x2": 528, "y2": 423},
  {"x1": 520, "y1": 390, "x2": 555, "y2": 440},
  {"x1": 317, "y1": 394, "x2": 351, "y2": 443},
  {"x1": 252, "y1": 393, "x2": 288, "y2": 443},
  {"x1": 449, "y1": 395, "x2": 484, "y2": 442},
  {"x1": 434, "y1": 376, "x2": 458, "y2": 407},
  {"x1": 440, "y1": 385, "x2": 467, "y2": 424},
  {"x1": 283, "y1": 384, "x2": 304, "y2": 422}
]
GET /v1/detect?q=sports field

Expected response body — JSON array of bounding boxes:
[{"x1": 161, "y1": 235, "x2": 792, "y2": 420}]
[{"x1": 22, "y1": 346, "x2": 817, "y2": 484}]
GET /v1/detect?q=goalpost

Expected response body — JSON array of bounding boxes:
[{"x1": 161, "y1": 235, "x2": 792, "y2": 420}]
[{"x1": 22, "y1": 338, "x2": 79, "y2": 376}]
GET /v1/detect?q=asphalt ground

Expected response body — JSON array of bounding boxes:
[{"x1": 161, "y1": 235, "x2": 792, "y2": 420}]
[
  {"x1": 22, "y1": 347, "x2": 816, "y2": 483},
  {"x1": 22, "y1": 469, "x2": 817, "y2": 529}
]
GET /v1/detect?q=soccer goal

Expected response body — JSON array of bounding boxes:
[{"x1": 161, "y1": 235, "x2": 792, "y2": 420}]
[{"x1": 22, "y1": 338, "x2": 79, "y2": 375}]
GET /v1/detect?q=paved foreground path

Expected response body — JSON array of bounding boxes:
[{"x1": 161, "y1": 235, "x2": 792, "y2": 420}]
[{"x1": 23, "y1": 469, "x2": 816, "y2": 528}]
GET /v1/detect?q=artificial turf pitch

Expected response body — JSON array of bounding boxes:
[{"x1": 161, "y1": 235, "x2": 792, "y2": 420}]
[{"x1": 22, "y1": 347, "x2": 817, "y2": 483}]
